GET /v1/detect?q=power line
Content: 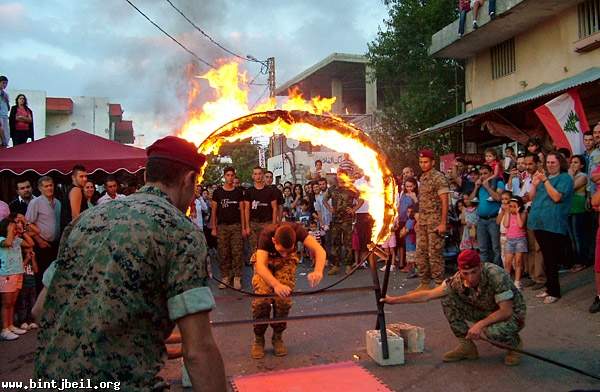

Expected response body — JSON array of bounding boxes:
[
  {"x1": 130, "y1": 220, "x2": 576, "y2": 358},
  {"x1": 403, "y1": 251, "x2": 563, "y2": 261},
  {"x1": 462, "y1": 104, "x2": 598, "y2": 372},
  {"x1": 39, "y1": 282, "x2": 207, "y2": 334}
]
[
  {"x1": 124, "y1": 0, "x2": 216, "y2": 69},
  {"x1": 251, "y1": 86, "x2": 270, "y2": 110},
  {"x1": 164, "y1": 0, "x2": 265, "y2": 66}
]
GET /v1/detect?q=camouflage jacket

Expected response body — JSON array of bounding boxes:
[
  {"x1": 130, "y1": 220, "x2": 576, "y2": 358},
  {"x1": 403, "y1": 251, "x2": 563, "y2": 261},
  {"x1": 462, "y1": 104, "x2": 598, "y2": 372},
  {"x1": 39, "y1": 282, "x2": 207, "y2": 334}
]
[
  {"x1": 34, "y1": 185, "x2": 215, "y2": 391},
  {"x1": 325, "y1": 184, "x2": 358, "y2": 223},
  {"x1": 418, "y1": 169, "x2": 450, "y2": 225},
  {"x1": 444, "y1": 263, "x2": 527, "y2": 321}
]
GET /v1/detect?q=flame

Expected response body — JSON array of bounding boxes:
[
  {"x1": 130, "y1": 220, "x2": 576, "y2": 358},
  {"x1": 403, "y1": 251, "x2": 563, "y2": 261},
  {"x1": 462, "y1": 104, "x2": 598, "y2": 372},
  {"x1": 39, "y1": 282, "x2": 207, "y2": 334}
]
[{"x1": 178, "y1": 61, "x2": 396, "y2": 244}]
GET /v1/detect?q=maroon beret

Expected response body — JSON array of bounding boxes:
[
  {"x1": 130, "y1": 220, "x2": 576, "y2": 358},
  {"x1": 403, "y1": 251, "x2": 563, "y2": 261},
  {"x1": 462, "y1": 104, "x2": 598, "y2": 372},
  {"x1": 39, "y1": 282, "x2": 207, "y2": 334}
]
[
  {"x1": 457, "y1": 249, "x2": 481, "y2": 270},
  {"x1": 418, "y1": 149, "x2": 435, "y2": 159},
  {"x1": 146, "y1": 136, "x2": 206, "y2": 171}
]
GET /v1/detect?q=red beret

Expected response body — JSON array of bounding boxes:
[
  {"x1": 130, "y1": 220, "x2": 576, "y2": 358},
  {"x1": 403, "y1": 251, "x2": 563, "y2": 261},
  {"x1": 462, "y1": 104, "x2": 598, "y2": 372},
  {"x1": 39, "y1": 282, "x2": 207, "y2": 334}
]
[
  {"x1": 418, "y1": 149, "x2": 435, "y2": 159},
  {"x1": 146, "y1": 136, "x2": 206, "y2": 171},
  {"x1": 457, "y1": 249, "x2": 481, "y2": 270}
]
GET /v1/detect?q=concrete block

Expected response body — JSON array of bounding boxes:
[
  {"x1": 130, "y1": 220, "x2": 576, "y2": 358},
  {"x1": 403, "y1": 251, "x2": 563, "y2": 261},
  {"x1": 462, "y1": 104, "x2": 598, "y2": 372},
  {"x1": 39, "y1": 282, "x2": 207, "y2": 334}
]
[
  {"x1": 366, "y1": 329, "x2": 405, "y2": 366},
  {"x1": 387, "y1": 322, "x2": 425, "y2": 353},
  {"x1": 182, "y1": 360, "x2": 191, "y2": 388}
]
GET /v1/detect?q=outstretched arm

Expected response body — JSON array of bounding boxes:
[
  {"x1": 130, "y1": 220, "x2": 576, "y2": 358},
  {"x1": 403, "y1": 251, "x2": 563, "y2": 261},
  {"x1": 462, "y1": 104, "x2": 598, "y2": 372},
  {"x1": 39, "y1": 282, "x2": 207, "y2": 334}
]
[{"x1": 382, "y1": 283, "x2": 447, "y2": 304}]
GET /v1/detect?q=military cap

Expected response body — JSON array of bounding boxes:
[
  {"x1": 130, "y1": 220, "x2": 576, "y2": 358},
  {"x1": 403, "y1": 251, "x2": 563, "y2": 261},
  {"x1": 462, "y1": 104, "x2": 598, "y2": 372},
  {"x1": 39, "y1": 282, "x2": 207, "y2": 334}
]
[
  {"x1": 457, "y1": 249, "x2": 481, "y2": 270},
  {"x1": 418, "y1": 149, "x2": 435, "y2": 159},
  {"x1": 147, "y1": 136, "x2": 206, "y2": 171}
]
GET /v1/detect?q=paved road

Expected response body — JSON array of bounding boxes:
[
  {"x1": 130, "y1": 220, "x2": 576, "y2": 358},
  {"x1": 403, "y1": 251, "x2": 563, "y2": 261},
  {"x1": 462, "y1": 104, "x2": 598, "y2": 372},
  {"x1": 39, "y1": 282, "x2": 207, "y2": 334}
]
[{"x1": 2, "y1": 262, "x2": 599, "y2": 391}]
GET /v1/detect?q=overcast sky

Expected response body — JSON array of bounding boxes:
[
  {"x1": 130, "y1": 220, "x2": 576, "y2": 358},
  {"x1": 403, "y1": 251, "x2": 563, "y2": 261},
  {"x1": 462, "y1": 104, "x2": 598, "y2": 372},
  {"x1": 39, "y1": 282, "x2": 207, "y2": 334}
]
[{"x1": 1, "y1": 0, "x2": 389, "y2": 145}]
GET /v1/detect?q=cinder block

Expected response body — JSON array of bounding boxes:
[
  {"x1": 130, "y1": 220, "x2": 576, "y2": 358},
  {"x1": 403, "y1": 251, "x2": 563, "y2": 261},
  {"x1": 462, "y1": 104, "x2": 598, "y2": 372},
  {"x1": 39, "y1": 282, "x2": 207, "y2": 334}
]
[
  {"x1": 366, "y1": 329, "x2": 405, "y2": 366},
  {"x1": 182, "y1": 360, "x2": 191, "y2": 388},
  {"x1": 387, "y1": 322, "x2": 425, "y2": 353}
]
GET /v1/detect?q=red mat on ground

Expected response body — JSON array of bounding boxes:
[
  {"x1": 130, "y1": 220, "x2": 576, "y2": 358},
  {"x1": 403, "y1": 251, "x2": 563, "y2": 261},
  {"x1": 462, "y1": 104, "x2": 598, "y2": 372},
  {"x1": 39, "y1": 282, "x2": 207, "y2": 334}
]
[{"x1": 231, "y1": 361, "x2": 392, "y2": 392}]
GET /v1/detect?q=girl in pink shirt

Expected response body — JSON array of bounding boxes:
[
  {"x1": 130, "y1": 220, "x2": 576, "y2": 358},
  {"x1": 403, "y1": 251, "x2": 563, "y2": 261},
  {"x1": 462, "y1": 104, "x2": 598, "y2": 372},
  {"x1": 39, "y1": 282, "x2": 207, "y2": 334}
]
[
  {"x1": 485, "y1": 148, "x2": 503, "y2": 180},
  {"x1": 502, "y1": 196, "x2": 528, "y2": 289}
]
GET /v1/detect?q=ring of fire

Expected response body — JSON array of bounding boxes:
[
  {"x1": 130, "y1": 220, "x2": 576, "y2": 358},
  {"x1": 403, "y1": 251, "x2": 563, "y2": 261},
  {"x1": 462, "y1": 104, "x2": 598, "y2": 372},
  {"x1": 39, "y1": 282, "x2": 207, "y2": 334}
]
[{"x1": 197, "y1": 109, "x2": 397, "y2": 244}]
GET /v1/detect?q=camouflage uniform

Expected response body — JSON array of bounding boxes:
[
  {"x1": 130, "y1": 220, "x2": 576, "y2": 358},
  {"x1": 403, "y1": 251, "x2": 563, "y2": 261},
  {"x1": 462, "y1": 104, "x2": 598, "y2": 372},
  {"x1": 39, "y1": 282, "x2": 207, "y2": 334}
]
[
  {"x1": 252, "y1": 254, "x2": 299, "y2": 336},
  {"x1": 217, "y1": 223, "x2": 243, "y2": 279},
  {"x1": 417, "y1": 169, "x2": 450, "y2": 284},
  {"x1": 249, "y1": 222, "x2": 269, "y2": 256},
  {"x1": 441, "y1": 263, "x2": 527, "y2": 347},
  {"x1": 34, "y1": 185, "x2": 215, "y2": 391},
  {"x1": 326, "y1": 185, "x2": 357, "y2": 267}
]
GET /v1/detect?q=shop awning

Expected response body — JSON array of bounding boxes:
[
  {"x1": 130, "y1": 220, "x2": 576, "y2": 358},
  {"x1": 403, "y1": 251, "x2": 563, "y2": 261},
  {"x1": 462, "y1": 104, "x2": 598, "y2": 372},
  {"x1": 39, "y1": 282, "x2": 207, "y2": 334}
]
[
  {"x1": 0, "y1": 129, "x2": 147, "y2": 175},
  {"x1": 411, "y1": 67, "x2": 600, "y2": 139}
]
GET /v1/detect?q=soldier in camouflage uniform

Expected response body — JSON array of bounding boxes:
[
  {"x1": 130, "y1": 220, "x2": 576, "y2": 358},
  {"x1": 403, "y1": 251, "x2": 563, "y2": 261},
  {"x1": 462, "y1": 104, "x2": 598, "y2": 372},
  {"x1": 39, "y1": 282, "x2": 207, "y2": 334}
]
[
  {"x1": 33, "y1": 137, "x2": 226, "y2": 391},
  {"x1": 323, "y1": 171, "x2": 359, "y2": 275},
  {"x1": 251, "y1": 222, "x2": 326, "y2": 359},
  {"x1": 383, "y1": 249, "x2": 526, "y2": 366},
  {"x1": 415, "y1": 149, "x2": 451, "y2": 290}
]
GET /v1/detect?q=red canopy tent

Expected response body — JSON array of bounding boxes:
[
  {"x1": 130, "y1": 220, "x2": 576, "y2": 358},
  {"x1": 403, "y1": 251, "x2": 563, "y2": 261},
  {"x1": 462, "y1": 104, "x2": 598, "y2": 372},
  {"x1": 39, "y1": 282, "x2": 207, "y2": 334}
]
[{"x1": 0, "y1": 129, "x2": 147, "y2": 175}]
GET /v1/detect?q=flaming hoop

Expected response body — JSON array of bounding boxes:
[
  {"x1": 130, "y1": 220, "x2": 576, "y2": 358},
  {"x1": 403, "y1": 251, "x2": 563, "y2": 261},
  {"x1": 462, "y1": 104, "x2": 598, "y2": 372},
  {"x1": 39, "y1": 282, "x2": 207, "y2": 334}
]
[{"x1": 196, "y1": 110, "x2": 397, "y2": 244}]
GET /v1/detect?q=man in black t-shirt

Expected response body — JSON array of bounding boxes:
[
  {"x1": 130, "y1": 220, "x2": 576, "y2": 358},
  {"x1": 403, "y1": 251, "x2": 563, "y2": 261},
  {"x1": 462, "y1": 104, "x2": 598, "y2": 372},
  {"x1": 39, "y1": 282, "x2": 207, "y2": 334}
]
[
  {"x1": 211, "y1": 167, "x2": 246, "y2": 290},
  {"x1": 244, "y1": 167, "x2": 278, "y2": 256},
  {"x1": 250, "y1": 222, "x2": 326, "y2": 359},
  {"x1": 265, "y1": 170, "x2": 284, "y2": 222}
]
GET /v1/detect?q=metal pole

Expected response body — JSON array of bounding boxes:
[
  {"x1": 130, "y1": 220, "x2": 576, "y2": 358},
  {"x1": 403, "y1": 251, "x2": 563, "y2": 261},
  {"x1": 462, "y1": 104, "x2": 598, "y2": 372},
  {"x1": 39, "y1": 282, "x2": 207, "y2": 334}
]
[{"x1": 368, "y1": 249, "x2": 389, "y2": 359}]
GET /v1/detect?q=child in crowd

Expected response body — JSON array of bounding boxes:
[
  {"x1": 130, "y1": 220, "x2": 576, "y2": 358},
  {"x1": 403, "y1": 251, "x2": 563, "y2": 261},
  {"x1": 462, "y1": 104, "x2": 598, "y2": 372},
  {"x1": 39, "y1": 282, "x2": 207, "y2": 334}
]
[
  {"x1": 501, "y1": 196, "x2": 528, "y2": 289},
  {"x1": 503, "y1": 146, "x2": 516, "y2": 178},
  {"x1": 496, "y1": 191, "x2": 512, "y2": 265},
  {"x1": 307, "y1": 220, "x2": 324, "y2": 267},
  {"x1": 295, "y1": 199, "x2": 315, "y2": 228},
  {"x1": 281, "y1": 207, "x2": 293, "y2": 222},
  {"x1": 16, "y1": 248, "x2": 38, "y2": 330},
  {"x1": 0, "y1": 214, "x2": 34, "y2": 340},
  {"x1": 485, "y1": 148, "x2": 503, "y2": 179},
  {"x1": 380, "y1": 216, "x2": 399, "y2": 271},
  {"x1": 400, "y1": 206, "x2": 417, "y2": 278},
  {"x1": 460, "y1": 195, "x2": 479, "y2": 250}
]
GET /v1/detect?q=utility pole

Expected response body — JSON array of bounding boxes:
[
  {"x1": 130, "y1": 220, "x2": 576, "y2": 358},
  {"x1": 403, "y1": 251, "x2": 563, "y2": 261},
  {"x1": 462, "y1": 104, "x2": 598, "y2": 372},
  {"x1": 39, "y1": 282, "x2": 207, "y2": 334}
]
[{"x1": 267, "y1": 57, "x2": 276, "y2": 98}]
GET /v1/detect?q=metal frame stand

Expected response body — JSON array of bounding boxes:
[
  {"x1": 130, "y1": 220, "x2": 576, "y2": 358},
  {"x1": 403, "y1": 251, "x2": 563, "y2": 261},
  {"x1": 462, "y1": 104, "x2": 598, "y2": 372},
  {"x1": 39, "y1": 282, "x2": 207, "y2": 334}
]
[{"x1": 367, "y1": 244, "x2": 391, "y2": 360}]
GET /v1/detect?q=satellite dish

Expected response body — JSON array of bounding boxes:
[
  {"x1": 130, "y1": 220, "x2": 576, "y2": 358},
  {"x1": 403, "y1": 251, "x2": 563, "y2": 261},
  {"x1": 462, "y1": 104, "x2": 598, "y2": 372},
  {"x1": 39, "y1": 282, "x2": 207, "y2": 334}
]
[{"x1": 286, "y1": 138, "x2": 300, "y2": 149}]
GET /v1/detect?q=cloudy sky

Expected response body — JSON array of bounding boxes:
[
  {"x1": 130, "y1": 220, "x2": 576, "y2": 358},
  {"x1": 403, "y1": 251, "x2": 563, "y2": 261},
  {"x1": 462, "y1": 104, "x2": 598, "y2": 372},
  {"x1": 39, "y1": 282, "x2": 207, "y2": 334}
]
[{"x1": 1, "y1": 0, "x2": 389, "y2": 145}]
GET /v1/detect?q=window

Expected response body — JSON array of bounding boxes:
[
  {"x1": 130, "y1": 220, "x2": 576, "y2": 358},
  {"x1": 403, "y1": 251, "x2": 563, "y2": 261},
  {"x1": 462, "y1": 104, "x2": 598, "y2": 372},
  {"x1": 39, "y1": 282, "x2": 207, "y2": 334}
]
[
  {"x1": 490, "y1": 38, "x2": 516, "y2": 80},
  {"x1": 578, "y1": 0, "x2": 600, "y2": 39}
]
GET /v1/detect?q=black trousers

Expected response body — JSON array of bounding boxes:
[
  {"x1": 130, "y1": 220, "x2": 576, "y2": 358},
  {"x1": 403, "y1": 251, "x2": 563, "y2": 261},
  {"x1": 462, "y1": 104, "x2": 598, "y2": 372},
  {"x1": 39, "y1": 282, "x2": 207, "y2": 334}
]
[
  {"x1": 533, "y1": 230, "x2": 565, "y2": 298},
  {"x1": 34, "y1": 242, "x2": 59, "y2": 293}
]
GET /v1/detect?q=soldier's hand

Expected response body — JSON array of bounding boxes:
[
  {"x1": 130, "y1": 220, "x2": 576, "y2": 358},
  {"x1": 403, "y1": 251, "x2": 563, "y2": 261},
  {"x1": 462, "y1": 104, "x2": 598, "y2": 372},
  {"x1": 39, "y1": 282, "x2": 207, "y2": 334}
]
[
  {"x1": 274, "y1": 283, "x2": 292, "y2": 298},
  {"x1": 435, "y1": 222, "x2": 447, "y2": 235},
  {"x1": 380, "y1": 295, "x2": 397, "y2": 305},
  {"x1": 211, "y1": 228, "x2": 217, "y2": 237},
  {"x1": 466, "y1": 322, "x2": 484, "y2": 340},
  {"x1": 307, "y1": 271, "x2": 323, "y2": 287}
]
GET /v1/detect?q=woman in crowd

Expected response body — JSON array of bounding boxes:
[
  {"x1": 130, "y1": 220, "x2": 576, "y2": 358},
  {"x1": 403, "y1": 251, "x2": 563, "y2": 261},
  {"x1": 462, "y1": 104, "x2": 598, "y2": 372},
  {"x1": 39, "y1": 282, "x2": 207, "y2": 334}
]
[
  {"x1": 9, "y1": 94, "x2": 34, "y2": 146},
  {"x1": 282, "y1": 186, "x2": 294, "y2": 211},
  {"x1": 397, "y1": 177, "x2": 418, "y2": 272},
  {"x1": 567, "y1": 155, "x2": 589, "y2": 273},
  {"x1": 84, "y1": 181, "x2": 97, "y2": 208},
  {"x1": 527, "y1": 152, "x2": 574, "y2": 304},
  {"x1": 291, "y1": 184, "x2": 304, "y2": 217}
]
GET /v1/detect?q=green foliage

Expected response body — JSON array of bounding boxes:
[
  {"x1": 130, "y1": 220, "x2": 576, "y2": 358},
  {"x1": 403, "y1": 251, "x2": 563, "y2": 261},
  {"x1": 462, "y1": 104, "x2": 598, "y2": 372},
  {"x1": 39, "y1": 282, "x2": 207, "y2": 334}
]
[
  {"x1": 563, "y1": 111, "x2": 580, "y2": 134},
  {"x1": 367, "y1": 0, "x2": 464, "y2": 168},
  {"x1": 202, "y1": 139, "x2": 259, "y2": 184}
]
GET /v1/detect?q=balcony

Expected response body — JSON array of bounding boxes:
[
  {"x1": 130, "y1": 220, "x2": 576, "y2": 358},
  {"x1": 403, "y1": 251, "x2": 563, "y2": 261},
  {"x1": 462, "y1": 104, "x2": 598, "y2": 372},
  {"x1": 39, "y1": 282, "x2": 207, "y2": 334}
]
[{"x1": 429, "y1": 0, "x2": 584, "y2": 59}]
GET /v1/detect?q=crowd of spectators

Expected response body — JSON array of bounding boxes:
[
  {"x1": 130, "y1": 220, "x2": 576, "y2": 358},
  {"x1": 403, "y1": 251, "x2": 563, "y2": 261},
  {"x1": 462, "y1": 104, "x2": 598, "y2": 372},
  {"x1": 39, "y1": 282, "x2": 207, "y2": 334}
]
[{"x1": 0, "y1": 75, "x2": 35, "y2": 148}]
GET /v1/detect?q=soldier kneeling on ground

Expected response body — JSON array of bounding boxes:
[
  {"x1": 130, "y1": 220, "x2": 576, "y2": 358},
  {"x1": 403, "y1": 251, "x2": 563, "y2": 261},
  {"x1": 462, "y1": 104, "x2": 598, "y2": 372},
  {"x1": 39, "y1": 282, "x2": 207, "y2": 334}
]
[
  {"x1": 383, "y1": 249, "x2": 526, "y2": 366},
  {"x1": 251, "y1": 222, "x2": 326, "y2": 359}
]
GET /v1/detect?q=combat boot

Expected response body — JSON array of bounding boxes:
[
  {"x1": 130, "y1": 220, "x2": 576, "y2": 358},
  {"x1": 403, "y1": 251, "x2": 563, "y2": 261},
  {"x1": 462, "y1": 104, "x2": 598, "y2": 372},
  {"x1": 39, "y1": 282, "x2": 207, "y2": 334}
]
[
  {"x1": 328, "y1": 265, "x2": 340, "y2": 276},
  {"x1": 504, "y1": 339, "x2": 522, "y2": 366},
  {"x1": 409, "y1": 282, "x2": 430, "y2": 293},
  {"x1": 272, "y1": 332, "x2": 288, "y2": 356},
  {"x1": 442, "y1": 338, "x2": 479, "y2": 362},
  {"x1": 251, "y1": 335, "x2": 265, "y2": 359}
]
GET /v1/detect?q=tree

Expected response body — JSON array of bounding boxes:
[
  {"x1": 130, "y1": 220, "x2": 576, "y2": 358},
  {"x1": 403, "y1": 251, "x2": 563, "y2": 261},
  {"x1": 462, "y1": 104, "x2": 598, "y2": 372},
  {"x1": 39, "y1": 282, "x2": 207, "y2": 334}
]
[
  {"x1": 201, "y1": 139, "x2": 260, "y2": 184},
  {"x1": 367, "y1": 0, "x2": 464, "y2": 171}
]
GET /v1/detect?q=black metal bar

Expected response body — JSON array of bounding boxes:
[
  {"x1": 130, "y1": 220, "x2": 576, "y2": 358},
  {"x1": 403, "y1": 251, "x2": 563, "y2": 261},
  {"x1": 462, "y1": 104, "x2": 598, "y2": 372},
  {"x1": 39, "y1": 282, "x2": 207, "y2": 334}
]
[
  {"x1": 380, "y1": 250, "x2": 392, "y2": 299},
  {"x1": 368, "y1": 250, "x2": 389, "y2": 359},
  {"x1": 214, "y1": 285, "x2": 377, "y2": 301},
  {"x1": 211, "y1": 309, "x2": 379, "y2": 327}
]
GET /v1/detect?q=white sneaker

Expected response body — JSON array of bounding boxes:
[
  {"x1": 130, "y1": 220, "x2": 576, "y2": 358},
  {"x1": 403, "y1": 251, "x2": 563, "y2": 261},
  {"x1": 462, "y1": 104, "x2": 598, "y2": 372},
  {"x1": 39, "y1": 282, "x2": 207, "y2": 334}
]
[
  {"x1": 9, "y1": 325, "x2": 27, "y2": 335},
  {"x1": 543, "y1": 295, "x2": 559, "y2": 304},
  {"x1": 1, "y1": 329, "x2": 19, "y2": 340},
  {"x1": 28, "y1": 323, "x2": 39, "y2": 329},
  {"x1": 379, "y1": 265, "x2": 396, "y2": 272},
  {"x1": 19, "y1": 323, "x2": 30, "y2": 330},
  {"x1": 535, "y1": 291, "x2": 548, "y2": 298},
  {"x1": 514, "y1": 281, "x2": 522, "y2": 290}
]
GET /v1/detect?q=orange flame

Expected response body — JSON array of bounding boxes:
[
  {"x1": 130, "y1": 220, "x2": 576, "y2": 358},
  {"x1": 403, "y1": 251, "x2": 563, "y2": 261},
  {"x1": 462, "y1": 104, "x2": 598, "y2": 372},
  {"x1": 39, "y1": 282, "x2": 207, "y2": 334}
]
[{"x1": 178, "y1": 61, "x2": 396, "y2": 244}]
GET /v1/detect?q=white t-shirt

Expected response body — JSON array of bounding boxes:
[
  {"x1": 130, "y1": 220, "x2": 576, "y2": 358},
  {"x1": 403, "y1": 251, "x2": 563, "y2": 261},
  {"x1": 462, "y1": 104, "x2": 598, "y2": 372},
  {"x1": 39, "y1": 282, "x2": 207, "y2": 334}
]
[
  {"x1": 97, "y1": 193, "x2": 126, "y2": 205},
  {"x1": 354, "y1": 177, "x2": 370, "y2": 214}
]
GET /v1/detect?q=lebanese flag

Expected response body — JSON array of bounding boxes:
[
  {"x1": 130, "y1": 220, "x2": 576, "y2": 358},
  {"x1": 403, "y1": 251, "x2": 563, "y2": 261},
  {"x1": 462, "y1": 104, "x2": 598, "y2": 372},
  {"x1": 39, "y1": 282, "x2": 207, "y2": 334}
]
[{"x1": 534, "y1": 89, "x2": 590, "y2": 154}]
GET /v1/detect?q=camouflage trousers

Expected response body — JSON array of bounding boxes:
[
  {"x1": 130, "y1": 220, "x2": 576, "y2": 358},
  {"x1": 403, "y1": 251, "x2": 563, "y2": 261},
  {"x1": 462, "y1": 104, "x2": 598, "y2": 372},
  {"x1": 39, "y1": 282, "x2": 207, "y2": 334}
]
[
  {"x1": 217, "y1": 223, "x2": 244, "y2": 279},
  {"x1": 249, "y1": 221, "x2": 269, "y2": 257},
  {"x1": 330, "y1": 220, "x2": 353, "y2": 266},
  {"x1": 441, "y1": 290, "x2": 524, "y2": 347},
  {"x1": 416, "y1": 223, "x2": 445, "y2": 284},
  {"x1": 252, "y1": 255, "x2": 298, "y2": 336}
]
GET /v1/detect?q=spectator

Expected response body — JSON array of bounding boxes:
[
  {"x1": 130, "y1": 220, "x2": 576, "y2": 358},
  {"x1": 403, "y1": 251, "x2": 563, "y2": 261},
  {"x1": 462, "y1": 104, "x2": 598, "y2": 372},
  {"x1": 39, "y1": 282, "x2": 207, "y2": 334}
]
[
  {"x1": 15, "y1": 214, "x2": 39, "y2": 330},
  {"x1": 484, "y1": 148, "x2": 502, "y2": 179},
  {"x1": 472, "y1": 0, "x2": 497, "y2": 30},
  {"x1": 502, "y1": 196, "x2": 528, "y2": 289},
  {"x1": 0, "y1": 214, "x2": 34, "y2": 340},
  {"x1": 496, "y1": 190, "x2": 512, "y2": 267},
  {"x1": 282, "y1": 186, "x2": 293, "y2": 210},
  {"x1": 0, "y1": 199, "x2": 9, "y2": 221},
  {"x1": 397, "y1": 177, "x2": 418, "y2": 272},
  {"x1": 470, "y1": 164, "x2": 504, "y2": 266},
  {"x1": 527, "y1": 137, "x2": 546, "y2": 167},
  {"x1": 583, "y1": 130, "x2": 595, "y2": 171},
  {"x1": 506, "y1": 165, "x2": 522, "y2": 195},
  {"x1": 528, "y1": 152, "x2": 574, "y2": 304},
  {"x1": 97, "y1": 176, "x2": 126, "y2": 205},
  {"x1": 291, "y1": 184, "x2": 304, "y2": 217},
  {"x1": 353, "y1": 169, "x2": 372, "y2": 266},
  {"x1": 313, "y1": 177, "x2": 332, "y2": 255},
  {"x1": 339, "y1": 153, "x2": 356, "y2": 176},
  {"x1": 458, "y1": 0, "x2": 470, "y2": 37},
  {"x1": 589, "y1": 176, "x2": 600, "y2": 313},
  {"x1": 9, "y1": 179, "x2": 35, "y2": 215},
  {"x1": 9, "y1": 94, "x2": 34, "y2": 145},
  {"x1": 459, "y1": 195, "x2": 478, "y2": 251},
  {"x1": 588, "y1": 123, "x2": 600, "y2": 195},
  {"x1": 264, "y1": 170, "x2": 284, "y2": 222},
  {"x1": 306, "y1": 159, "x2": 323, "y2": 181},
  {"x1": 567, "y1": 155, "x2": 589, "y2": 273},
  {"x1": 233, "y1": 176, "x2": 241, "y2": 189},
  {"x1": 503, "y1": 146, "x2": 516, "y2": 178},
  {"x1": 60, "y1": 165, "x2": 88, "y2": 229},
  {"x1": 0, "y1": 75, "x2": 9, "y2": 148},
  {"x1": 83, "y1": 181, "x2": 97, "y2": 208},
  {"x1": 401, "y1": 206, "x2": 418, "y2": 278},
  {"x1": 25, "y1": 176, "x2": 61, "y2": 293}
]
